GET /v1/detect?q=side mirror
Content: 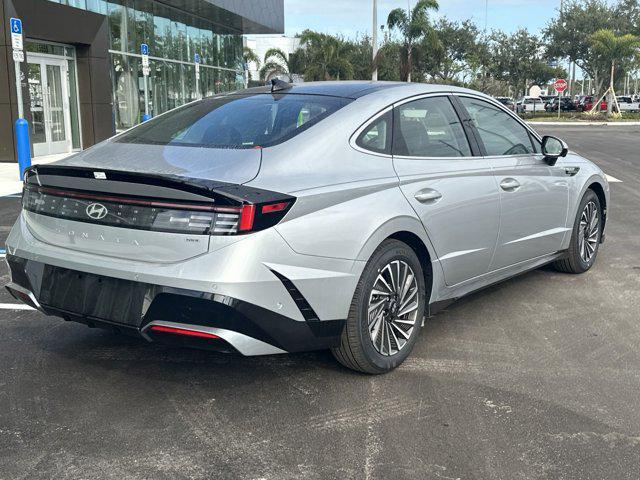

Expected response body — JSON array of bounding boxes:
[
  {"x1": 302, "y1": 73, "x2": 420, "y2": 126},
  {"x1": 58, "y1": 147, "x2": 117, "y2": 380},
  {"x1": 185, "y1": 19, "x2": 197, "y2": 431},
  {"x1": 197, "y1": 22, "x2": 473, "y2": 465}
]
[{"x1": 541, "y1": 135, "x2": 568, "y2": 166}]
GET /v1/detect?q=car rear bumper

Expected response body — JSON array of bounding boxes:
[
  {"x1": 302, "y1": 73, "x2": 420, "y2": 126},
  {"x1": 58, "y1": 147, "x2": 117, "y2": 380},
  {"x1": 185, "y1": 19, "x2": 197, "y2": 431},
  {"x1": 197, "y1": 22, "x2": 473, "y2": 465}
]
[{"x1": 5, "y1": 254, "x2": 346, "y2": 355}]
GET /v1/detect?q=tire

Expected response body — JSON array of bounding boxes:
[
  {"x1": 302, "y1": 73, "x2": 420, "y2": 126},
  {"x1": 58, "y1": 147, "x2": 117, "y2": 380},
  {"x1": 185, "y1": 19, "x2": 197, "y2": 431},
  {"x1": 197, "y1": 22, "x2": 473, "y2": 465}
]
[
  {"x1": 331, "y1": 239, "x2": 426, "y2": 374},
  {"x1": 553, "y1": 189, "x2": 602, "y2": 274}
]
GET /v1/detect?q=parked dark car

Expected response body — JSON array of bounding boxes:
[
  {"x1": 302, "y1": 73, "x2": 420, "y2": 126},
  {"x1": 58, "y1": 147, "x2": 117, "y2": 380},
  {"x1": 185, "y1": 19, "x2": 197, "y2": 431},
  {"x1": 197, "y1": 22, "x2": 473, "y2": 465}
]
[
  {"x1": 540, "y1": 95, "x2": 556, "y2": 108},
  {"x1": 545, "y1": 97, "x2": 578, "y2": 112}
]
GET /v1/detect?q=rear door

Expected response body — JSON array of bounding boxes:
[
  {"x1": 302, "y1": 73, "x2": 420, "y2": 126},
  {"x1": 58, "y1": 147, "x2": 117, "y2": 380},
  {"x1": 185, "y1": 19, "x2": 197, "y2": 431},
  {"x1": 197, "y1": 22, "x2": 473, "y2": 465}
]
[
  {"x1": 392, "y1": 95, "x2": 500, "y2": 286},
  {"x1": 457, "y1": 95, "x2": 569, "y2": 270}
]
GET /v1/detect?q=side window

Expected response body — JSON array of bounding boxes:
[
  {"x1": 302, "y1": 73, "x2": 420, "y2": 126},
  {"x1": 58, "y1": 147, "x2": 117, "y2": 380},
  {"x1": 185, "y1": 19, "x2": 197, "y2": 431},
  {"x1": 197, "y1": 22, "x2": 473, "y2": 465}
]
[
  {"x1": 356, "y1": 110, "x2": 392, "y2": 154},
  {"x1": 393, "y1": 96, "x2": 471, "y2": 157},
  {"x1": 459, "y1": 97, "x2": 536, "y2": 156}
]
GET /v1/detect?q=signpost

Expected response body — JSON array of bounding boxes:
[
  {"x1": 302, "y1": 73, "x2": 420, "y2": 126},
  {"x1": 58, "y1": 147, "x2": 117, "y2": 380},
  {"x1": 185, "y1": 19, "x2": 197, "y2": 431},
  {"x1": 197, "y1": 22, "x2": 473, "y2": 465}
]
[
  {"x1": 194, "y1": 53, "x2": 201, "y2": 100},
  {"x1": 10, "y1": 17, "x2": 30, "y2": 179},
  {"x1": 141, "y1": 43, "x2": 150, "y2": 121},
  {"x1": 554, "y1": 78, "x2": 568, "y2": 119}
]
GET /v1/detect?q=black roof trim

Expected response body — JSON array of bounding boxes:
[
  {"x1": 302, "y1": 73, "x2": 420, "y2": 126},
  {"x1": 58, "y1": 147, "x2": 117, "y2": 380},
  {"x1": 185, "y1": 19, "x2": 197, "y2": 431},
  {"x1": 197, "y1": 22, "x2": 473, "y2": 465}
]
[{"x1": 228, "y1": 81, "x2": 410, "y2": 99}]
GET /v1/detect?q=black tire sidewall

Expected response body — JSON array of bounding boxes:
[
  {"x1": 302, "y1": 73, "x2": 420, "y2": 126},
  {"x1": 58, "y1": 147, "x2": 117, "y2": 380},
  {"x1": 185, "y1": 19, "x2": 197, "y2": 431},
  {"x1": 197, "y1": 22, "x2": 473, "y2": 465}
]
[{"x1": 354, "y1": 242, "x2": 426, "y2": 372}]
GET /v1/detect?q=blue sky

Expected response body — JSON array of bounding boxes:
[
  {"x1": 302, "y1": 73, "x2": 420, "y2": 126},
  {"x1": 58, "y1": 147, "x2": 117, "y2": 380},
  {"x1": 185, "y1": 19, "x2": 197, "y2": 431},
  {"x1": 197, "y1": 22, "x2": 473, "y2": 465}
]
[{"x1": 284, "y1": 0, "x2": 563, "y2": 38}]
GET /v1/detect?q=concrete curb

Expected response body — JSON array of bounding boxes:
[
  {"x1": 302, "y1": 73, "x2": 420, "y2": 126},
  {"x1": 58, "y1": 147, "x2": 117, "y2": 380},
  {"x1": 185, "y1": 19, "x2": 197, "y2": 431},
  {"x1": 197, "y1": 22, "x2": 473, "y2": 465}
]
[{"x1": 528, "y1": 121, "x2": 640, "y2": 126}]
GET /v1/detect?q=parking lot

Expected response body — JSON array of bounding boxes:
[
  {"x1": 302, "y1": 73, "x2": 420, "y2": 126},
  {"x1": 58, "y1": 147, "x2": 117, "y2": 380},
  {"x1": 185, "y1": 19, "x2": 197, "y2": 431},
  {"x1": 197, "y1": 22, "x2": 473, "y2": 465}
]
[{"x1": 0, "y1": 125, "x2": 638, "y2": 480}]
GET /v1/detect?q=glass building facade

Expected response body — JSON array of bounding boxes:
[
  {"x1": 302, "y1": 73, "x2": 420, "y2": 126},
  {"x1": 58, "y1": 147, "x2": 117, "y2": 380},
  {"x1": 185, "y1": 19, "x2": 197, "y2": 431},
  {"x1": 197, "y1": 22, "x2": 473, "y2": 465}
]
[{"x1": 46, "y1": 0, "x2": 245, "y2": 131}]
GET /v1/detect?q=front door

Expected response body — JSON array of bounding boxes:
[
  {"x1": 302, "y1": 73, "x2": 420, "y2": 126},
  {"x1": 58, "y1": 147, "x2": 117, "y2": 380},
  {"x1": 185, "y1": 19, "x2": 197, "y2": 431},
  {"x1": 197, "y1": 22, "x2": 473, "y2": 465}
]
[
  {"x1": 392, "y1": 95, "x2": 501, "y2": 286},
  {"x1": 457, "y1": 96, "x2": 570, "y2": 270},
  {"x1": 27, "y1": 56, "x2": 72, "y2": 156}
]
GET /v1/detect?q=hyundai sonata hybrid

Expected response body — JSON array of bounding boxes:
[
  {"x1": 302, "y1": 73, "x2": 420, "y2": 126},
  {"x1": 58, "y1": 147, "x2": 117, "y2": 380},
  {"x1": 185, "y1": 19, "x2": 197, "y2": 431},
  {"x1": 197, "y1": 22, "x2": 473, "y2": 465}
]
[{"x1": 5, "y1": 81, "x2": 609, "y2": 373}]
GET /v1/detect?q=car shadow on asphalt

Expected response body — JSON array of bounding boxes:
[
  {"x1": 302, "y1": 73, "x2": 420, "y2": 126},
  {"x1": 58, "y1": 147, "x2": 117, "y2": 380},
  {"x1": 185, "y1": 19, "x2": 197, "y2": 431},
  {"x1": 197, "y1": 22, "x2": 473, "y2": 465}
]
[{"x1": 35, "y1": 265, "x2": 572, "y2": 383}]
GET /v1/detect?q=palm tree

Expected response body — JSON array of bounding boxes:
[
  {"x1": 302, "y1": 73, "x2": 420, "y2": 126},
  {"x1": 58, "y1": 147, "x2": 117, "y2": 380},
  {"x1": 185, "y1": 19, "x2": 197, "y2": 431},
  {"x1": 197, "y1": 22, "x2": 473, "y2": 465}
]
[
  {"x1": 386, "y1": 0, "x2": 439, "y2": 82},
  {"x1": 589, "y1": 29, "x2": 640, "y2": 114},
  {"x1": 242, "y1": 46, "x2": 260, "y2": 88},
  {"x1": 260, "y1": 48, "x2": 293, "y2": 82},
  {"x1": 298, "y1": 30, "x2": 354, "y2": 81}
]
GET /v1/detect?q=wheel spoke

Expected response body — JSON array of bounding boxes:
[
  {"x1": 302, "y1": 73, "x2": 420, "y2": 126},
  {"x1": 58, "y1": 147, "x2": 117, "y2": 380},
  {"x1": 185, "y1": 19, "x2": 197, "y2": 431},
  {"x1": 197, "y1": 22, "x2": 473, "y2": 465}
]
[
  {"x1": 398, "y1": 301, "x2": 418, "y2": 318},
  {"x1": 375, "y1": 273, "x2": 394, "y2": 295},
  {"x1": 390, "y1": 321, "x2": 410, "y2": 340},
  {"x1": 383, "y1": 264, "x2": 396, "y2": 293},
  {"x1": 399, "y1": 286, "x2": 417, "y2": 311},
  {"x1": 399, "y1": 272, "x2": 415, "y2": 306},
  {"x1": 370, "y1": 313, "x2": 383, "y2": 341},
  {"x1": 368, "y1": 298, "x2": 386, "y2": 315}
]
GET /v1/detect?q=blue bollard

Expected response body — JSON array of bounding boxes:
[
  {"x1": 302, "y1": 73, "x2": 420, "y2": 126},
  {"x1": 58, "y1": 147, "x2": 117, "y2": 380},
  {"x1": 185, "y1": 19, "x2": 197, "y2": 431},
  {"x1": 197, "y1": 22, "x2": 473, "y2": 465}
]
[
  {"x1": 142, "y1": 113, "x2": 151, "y2": 122},
  {"x1": 15, "y1": 118, "x2": 31, "y2": 181}
]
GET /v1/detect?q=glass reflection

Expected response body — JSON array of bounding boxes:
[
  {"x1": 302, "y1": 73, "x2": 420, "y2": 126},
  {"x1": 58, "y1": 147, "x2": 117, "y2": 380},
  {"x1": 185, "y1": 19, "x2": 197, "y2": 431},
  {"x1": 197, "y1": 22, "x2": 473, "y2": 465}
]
[{"x1": 47, "y1": 0, "x2": 244, "y2": 131}]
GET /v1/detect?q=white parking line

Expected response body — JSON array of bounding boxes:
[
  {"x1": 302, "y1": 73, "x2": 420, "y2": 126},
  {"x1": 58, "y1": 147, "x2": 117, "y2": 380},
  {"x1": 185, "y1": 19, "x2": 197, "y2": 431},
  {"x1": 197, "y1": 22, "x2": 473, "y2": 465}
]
[
  {"x1": 0, "y1": 303, "x2": 34, "y2": 310},
  {"x1": 606, "y1": 174, "x2": 623, "y2": 183}
]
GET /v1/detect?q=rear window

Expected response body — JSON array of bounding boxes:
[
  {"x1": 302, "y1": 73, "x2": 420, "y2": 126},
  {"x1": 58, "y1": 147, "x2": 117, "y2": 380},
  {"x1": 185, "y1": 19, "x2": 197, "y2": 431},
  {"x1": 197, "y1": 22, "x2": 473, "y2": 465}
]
[{"x1": 117, "y1": 94, "x2": 351, "y2": 149}]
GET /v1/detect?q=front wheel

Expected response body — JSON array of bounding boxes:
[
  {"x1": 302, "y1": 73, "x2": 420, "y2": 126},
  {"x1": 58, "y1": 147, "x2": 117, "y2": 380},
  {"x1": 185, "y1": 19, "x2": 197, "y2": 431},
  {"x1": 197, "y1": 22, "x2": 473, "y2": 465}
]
[
  {"x1": 553, "y1": 189, "x2": 602, "y2": 274},
  {"x1": 331, "y1": 240, "x2": 426, "y2": 374}
]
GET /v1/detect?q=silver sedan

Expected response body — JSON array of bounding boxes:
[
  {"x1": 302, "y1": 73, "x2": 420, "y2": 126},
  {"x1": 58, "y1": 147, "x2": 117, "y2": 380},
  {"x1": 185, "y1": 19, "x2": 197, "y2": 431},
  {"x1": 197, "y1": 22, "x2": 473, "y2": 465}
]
[{"x1": 6, "y1": 81, "x2": 609, "y2": 373}]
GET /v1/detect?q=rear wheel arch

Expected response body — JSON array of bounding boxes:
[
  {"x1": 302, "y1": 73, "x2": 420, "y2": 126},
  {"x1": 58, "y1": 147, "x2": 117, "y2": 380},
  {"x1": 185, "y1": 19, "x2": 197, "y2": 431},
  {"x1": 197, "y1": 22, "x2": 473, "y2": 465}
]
[{"x1": 387, "y1": 231, "x2": 433, "y2": 301}]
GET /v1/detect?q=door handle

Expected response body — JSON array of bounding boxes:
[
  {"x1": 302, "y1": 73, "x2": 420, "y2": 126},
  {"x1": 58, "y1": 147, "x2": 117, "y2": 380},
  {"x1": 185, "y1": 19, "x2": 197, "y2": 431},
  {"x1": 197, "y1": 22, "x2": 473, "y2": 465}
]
[
  {"x1": 500, "y1": 178, "x2": 521, "y2": 191},
  {"x1": 414, "y1": 189, "x2": 442, "y2": 203}
]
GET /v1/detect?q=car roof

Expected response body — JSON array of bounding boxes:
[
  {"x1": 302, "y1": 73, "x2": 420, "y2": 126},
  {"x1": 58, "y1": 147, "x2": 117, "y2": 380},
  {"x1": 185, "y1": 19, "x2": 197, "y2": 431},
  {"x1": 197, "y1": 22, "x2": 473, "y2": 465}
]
[{"x1": 233, "y1": 81, "x2": 412, "y2": 99}]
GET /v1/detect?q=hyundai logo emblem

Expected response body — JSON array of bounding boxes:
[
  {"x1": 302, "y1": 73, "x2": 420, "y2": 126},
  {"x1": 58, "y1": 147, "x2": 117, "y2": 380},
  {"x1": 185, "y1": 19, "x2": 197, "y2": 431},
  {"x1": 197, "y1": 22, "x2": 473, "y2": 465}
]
[{"x1": 86, "y1": 203, "x2": 108, "y2": 220}]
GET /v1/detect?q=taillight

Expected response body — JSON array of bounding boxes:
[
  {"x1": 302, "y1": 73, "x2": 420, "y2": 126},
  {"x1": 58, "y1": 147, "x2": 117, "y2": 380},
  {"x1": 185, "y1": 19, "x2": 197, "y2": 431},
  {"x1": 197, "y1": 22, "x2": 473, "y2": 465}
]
[
  {"x1": 238, "y1": 204, "x2": 256, "y2": 232},
  {"x1": 22, "y1": 184, "x2": 295, "y2": 236}
]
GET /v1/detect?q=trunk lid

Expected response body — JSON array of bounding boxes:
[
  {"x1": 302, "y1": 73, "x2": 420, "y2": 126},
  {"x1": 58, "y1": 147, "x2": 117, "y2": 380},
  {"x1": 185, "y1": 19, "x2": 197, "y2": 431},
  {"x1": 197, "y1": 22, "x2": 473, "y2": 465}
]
[{"x1": 21, "y1": 142, "x2": 262, "y2": 263}]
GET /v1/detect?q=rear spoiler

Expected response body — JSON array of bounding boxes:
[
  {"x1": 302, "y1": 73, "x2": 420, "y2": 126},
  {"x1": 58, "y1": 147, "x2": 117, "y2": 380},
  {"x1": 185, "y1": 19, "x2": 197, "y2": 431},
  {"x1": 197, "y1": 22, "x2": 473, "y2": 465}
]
[{"x1": 24, "y1": 165, "x2": 293, "y2": 206}]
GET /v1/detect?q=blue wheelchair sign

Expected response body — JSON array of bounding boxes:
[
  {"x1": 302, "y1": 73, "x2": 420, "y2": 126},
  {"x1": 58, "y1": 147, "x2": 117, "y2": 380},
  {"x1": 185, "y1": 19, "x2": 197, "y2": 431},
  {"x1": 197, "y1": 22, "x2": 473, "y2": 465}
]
[
  {"x1": 140, "y1": 43, "x2": 149, "y2": 56},
  {"x1": 10, "y1": 18, "x2": 22, "y2": 35},
  {"x1": 194, "y1": 53, "x2": 201, "y2": 64}
]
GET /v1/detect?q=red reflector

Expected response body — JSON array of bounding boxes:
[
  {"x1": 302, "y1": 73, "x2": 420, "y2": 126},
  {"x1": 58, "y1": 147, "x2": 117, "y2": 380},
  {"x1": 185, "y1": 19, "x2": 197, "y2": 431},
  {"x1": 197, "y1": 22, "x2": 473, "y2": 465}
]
[
  {"x1": 239, "y1": 204, "x2": 256, "y2": 231},
  {"x1": 261, "y1": 202, "x2": 289, "y2": 214},
  {"x1": 149, "y1": 325, "x2": 219, "y2": 339}
]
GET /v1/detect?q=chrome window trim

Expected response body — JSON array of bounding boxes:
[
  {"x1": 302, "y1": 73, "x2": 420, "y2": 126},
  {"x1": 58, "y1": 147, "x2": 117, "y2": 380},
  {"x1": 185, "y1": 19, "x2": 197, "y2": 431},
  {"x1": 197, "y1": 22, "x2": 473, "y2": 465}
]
[
  {"x1": 350, "y1": 92, "x2": 479, "y2": 160},
  {"x1": 349, "y1": 105, "x2": 394, "y2": 158},
  {"x1": 349, "y1": 91, "x2": 545, "y2": 161}
]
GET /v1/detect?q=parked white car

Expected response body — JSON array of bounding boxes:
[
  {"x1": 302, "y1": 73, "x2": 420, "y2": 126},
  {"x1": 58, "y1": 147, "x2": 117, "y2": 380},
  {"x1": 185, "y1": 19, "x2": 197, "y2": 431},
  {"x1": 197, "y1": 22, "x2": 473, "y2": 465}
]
[
  {"x1": 516, "y1": 97, "x2": 545, "y2": 113},
  {"x1": 616, "y1": 96, "x2": 640, "y2": 112}
]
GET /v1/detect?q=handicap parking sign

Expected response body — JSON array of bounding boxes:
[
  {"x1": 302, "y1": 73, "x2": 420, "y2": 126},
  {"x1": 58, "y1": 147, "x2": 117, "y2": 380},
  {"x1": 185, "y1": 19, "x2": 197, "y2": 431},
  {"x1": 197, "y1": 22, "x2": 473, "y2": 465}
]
[
  {"x1": 10, "y1": 18, "x2": 23, "y2": 51},
  {"x1": 10, "y1": 18, "x2": 22, "y2": 35},
  {"x1": 141, "y1": 43, "x2": 149, "y2": 56}
]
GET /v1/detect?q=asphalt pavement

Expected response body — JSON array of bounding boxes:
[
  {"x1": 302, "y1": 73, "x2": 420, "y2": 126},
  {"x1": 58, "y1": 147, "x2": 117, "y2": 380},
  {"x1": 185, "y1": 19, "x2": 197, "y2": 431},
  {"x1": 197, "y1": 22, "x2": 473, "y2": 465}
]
[{"x1": 0, "y1": 125, "x2": 639, "y2": 480}]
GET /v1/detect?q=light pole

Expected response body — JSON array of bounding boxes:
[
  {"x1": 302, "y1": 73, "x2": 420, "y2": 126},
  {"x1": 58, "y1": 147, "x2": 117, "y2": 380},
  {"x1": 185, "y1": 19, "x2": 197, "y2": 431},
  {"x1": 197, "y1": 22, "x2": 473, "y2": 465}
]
[{"x1": 372, "y1": 0, "x2": 378, "y2": 81}]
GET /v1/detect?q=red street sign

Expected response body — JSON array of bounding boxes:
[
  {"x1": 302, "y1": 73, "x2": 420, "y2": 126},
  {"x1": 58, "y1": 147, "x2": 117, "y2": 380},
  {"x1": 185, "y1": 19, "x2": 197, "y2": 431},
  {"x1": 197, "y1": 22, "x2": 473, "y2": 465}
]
[{"x1": 554, "y1": 79, "x2": 568, "y2": 92}]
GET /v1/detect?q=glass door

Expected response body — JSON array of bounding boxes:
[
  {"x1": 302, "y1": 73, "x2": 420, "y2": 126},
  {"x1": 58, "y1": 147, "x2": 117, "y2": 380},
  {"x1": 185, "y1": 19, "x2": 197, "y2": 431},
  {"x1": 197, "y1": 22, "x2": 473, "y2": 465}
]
[{"x1": 27, "y1": 56, "x2": 72, "y2": 156}]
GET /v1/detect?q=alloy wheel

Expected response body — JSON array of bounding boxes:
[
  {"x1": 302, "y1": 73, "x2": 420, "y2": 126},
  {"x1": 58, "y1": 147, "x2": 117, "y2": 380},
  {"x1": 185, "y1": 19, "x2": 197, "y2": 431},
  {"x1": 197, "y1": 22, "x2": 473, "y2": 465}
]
[
  {"x1": 578, "y1": 200, "x2": 599, "y2": 263},
  {"x1": 367, "y1": 260, "x2": 420, "y2": 356}
]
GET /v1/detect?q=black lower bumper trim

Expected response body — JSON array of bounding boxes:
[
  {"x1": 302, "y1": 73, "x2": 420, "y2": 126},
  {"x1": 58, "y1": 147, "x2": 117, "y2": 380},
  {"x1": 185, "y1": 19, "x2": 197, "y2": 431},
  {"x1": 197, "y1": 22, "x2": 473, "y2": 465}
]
[{"x1": 6, "y1": 254, "x2": 345, "y2": 353}]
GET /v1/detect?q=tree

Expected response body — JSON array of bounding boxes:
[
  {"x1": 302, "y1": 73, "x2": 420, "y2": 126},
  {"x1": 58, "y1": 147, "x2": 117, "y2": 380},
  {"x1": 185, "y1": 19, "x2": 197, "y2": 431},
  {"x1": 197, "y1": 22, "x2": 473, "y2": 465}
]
[
  {"x1": 260, "y1": 48, "x2": 293, "y2": 81},
  {"x1": 386, "y1": 0, "x2": 440, "y2": 81},
  {"x1": 296, "y1": 30, "x2": 354, "y2": 81},
  {"x1": 544, "y1": 0, "x2": 617, "y2": 96},
  {"x1": 429, "y1": 19, "x2": 480, "y2": 83},
  {"x1": 589, "y1": 29, "x2": 640, "y2": 114},
  {"x1": 242, "y1": 46, "x2": 260, "y2": 88},
  {"x1": 487, "y1": 29, "x2": 562, "y2": 98}
]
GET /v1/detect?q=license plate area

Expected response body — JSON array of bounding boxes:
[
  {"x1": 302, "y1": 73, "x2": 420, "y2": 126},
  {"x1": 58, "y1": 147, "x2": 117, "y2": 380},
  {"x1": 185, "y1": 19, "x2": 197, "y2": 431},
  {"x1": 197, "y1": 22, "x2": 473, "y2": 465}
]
[{"x1": 39, "y1": 266, "x2": 146, "y2": 327}]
